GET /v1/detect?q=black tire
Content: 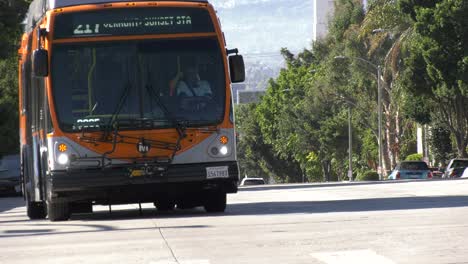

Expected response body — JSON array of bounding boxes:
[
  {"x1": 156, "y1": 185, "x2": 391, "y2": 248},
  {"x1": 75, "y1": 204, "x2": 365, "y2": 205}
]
[
  {"x1": 71, "y1": 202, "x2": 93, "y2": 214},
  {"x1": 26, "y1": 194, "x2": 46, "y2": 220},
  {"x1": 203, "y1": 191, "x2": 227, "y2": 213},
  {"x1": 47, "y1": 201, "x2": 71, "y2": 221},
  {"x1": 154, "y1": 199, "x2": 175, "y2": 211},
  {"x1": 177, "y1": 199, "x2": 198, "y2": 210}
]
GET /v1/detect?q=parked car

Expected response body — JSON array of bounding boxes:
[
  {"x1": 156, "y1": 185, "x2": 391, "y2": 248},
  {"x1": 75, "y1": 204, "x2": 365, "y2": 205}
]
[
  {"x1": 0, "y1": 154, "x2": 21, "y2": 194},
  {"x1": 444, "y1": 158, "x2": 468, "y2": 178},
  {"x1": 388, "y1": 161, "x2": 432, "y2": 180},
  {"x1": 429, "y1": 167, "x2": 444, "y2": 178},
  {"x1": 461, "y1": 167, "x2": 468, "y2": 178},
  {"x1": 240, "y1": 177, "x2": 265, "y2": 186}
]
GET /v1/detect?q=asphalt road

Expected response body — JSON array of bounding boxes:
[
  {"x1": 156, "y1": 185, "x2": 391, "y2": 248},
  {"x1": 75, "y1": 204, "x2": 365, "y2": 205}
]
[{"x1": 1, "y1": 179, "x2": 468, "y2": 264}]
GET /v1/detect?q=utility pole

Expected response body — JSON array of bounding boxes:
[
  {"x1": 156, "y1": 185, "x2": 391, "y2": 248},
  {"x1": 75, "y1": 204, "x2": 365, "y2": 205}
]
[
  {"x1": 348, "y1": 106, "x2": 353, "y2": 181},
  {"x1": 334, "y1": 56, "x2": 383, "y2": 180},
  {"x1": 377, "y1": 65, "x2": 383, "y2": 180}
]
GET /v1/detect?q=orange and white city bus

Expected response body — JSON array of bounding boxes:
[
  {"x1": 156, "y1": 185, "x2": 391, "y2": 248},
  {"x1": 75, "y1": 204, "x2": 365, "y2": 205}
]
[{"x1": 18, "y1": 0, "x2": 245, "y2": 221}]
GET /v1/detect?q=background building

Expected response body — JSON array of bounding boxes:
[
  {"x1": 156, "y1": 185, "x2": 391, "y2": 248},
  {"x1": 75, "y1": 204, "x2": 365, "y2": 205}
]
[{"x1": 312, "y1": 0, "x2": 335, "y2": 41}]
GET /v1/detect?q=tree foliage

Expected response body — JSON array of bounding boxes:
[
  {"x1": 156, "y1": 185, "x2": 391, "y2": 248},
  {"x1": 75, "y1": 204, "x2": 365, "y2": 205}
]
[
  {"x1": 236, "y1": 0, "x2": 467, "y2": 182},
  {"x1": 235, "y1": 103, "x2": 302, "y2": 183},
  {"x1": 405, "y1": 153, "x2": 423, "y2": 161},
  {"x1": 0, "y1": 0, "x2": 29, "y2": 156},
  {"x1": 400, "y1": 0, "x2": 468, "y2": 157},
  {"x1": 429, "y1": 125, "x2": 453, "y2": 165}
]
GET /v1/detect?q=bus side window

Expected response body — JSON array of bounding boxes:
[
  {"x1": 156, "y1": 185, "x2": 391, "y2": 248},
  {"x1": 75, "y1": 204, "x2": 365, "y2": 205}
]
[
  {"x1": 21, "y1": 64, "x2": 28, "y2": 115},
  {"x1": 45, "y1": 99, "x2": 53, "y2": 133},
  {"x1": 22, "y1": 35, "x2": 33, "y2": 117},
  {"x1": 31, "y1": 77, "x2": 44, "y2": 132},
  {"x1": 30, "y1": 72, "x2": 37, "y2": 132}
]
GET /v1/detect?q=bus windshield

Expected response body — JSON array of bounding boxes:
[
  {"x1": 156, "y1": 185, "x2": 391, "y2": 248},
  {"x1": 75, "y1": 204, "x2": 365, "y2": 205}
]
[{"x1": 51, "y1": 38, "x2": 226, "y2": 132}]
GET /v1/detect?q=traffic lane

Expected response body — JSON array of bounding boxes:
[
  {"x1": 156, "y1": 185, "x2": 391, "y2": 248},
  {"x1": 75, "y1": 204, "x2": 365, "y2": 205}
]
[
  {"x1": 155, "y1": 197, "x2": 468, "y2": 263},
  {"x1": 0, "y1": 203, "x2": 183, "y2": 264},
  {"x1": 153, "y1": 180, "x2": 468, "y2": 263},
  {"x1": 1, "y1": 180, "x2": 468, "y2": 264},
  {"x1": 237, "y1": 178, "x2": 467, "y2": 195}
]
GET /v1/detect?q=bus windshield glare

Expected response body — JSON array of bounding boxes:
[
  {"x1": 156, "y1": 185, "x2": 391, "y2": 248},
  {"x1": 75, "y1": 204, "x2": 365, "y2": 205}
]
[{"x1": 51, "y1": 38, "x2": 226, "y2": 132}]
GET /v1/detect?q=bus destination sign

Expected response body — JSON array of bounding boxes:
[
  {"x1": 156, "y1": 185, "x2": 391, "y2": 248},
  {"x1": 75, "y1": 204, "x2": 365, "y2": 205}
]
[{"x1": 54, "y1": 8, "x2": 214, "y2": 38}]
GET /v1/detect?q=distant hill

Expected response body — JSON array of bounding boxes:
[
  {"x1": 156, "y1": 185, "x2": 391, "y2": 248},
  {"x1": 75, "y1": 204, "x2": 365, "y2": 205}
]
[
  {"x1": 210, "y1": 0, "x2": 312, "y2": 54},
  {"x1": 210, "y1": 0, "x2": 313, "y2": 90}
]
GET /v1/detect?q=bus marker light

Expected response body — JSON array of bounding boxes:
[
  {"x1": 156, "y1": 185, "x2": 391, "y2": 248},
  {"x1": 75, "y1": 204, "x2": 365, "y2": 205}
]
[
  {"x1": 58, "y1": 143, "x2": 67, "y2": 152},
  {"x1": 219, "y1": 136, "x2": 228, "y2": 145}
]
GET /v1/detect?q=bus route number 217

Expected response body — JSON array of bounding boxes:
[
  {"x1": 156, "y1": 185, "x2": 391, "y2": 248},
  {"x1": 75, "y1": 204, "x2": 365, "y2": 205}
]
[{"x1": 74, "y1": 24, "x2": 100, "y2": 35}]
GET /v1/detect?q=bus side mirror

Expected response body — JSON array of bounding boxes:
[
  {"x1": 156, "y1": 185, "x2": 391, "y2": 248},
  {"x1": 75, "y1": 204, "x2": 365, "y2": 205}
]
[
  {"x1": 33, "y1": 49, "x2": 48, "y2": 77},
  {"x1": 229, "y1": 55, "x2": 245, "y2": 83}
]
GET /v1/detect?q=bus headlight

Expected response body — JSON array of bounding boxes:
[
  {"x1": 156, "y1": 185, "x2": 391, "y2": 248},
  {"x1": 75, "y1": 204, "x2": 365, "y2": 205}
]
[
  {"x1": 220, "y1": 146, "x2": 228, "y2": 155},
  {"x1": 52, "y1": 141, "x2": 78, "y2": 168},
  {"x1": 207, "y1": 133, "x2": 233, "y2": 158},
  {"x1": 57, "y1": 153, "x2": 69, "y2": 165}
]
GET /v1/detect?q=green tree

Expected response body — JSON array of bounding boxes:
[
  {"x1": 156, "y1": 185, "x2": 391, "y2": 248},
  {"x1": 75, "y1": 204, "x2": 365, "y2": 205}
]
[
  {"x1": 0, "y1": 0, "x2": 29, "y2": 156},
  {"x1": 400, "y1": 0, "x2": 468, "y2": 157},
  {"x1": 235, "y1": 103, "x2": 302, "y2": 183},
  {"x1": 405, "y1": 153, "x2": 423, "y2": 161},
  {"x1": 429, "y1": 126, "x2": 453, "y2": 166},
  {"x1": 360, "y1": 0, "x2": 416, "y2": 170},
  {"x1": 0, "y1": 0, "x2": 29, "y2": 58},
  {"x1": 0, "y1": 57, "x2": 19, "y2": 156}
]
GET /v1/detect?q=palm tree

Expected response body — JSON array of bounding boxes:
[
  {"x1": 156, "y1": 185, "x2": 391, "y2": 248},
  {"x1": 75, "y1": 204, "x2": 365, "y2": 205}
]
[{"x1": 359, "y1": 0, "x2": 415, "y2": 170}]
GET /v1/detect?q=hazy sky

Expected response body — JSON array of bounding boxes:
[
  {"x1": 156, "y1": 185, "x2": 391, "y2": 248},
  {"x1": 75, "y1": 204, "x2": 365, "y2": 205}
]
[{"x1": 209, "y1": 0, "x2": 313, "y2": 56}]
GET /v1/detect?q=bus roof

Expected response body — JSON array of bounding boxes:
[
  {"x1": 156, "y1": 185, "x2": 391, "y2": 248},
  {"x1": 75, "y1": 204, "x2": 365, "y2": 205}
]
[{"x1": 24, "y1": 0, "x2": 210, "y2": 33}]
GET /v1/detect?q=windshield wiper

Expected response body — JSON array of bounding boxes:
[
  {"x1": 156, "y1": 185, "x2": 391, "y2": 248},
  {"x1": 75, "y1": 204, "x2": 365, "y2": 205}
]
[
  {"x1": 182, "y1": 119, "x2": 220, "y2": 127},
  {"x1": 145, "y1": 84, "x2": 186, "y2": 137},
  {"x1": 104, "y1": 81, "x2": 132, "y2": 138},
  {"x1": 111, "y1": 117, "x2": 172, "y2": 129}
]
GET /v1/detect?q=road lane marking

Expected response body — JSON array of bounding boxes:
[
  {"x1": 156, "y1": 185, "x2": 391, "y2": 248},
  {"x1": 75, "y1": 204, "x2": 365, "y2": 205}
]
[
  {"x1": 150, "y1": 260, "x2": 210, "y2": 264},
  {"x1": 311, "y1": 249, "x2": 395, "y2": 264}
]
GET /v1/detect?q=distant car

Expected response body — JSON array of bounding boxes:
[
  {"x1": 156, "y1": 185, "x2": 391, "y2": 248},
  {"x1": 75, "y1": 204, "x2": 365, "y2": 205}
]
[
  {"x1": 0, "y1": 154, "x2": 21, "y2": 194},
  {"x1": 429, "y1": 167, "x2": 444, "y2": 178},
  {"x1": 461, "y1": 167, "x2": 468, "y2": 178},
  {"x1": 388, "y1": 161, "x2": 432, "y2": 180},
  {"x1": 240, "y1": 177, "x2": 265, "y2": 186},
  {"x1": 444, "y1": 159, "x2": 468, "y2": 178}
]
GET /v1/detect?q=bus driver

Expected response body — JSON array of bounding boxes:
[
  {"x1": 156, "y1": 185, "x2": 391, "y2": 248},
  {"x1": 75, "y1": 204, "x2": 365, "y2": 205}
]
[{"x1": 175, "y1": 66, "x2": 212, "y2": 97}]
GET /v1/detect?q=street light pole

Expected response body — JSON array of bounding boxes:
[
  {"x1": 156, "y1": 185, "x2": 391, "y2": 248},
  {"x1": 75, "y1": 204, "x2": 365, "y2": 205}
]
[
  {"x1": 377, "y1": 65, "x2": 383, "y2": 180},
  {"x1": 334, "y1": 55, "x2": 383, "y2": 180},
  {"x1": 348, "y1": 106, "x2": 353, "y2": 181}
]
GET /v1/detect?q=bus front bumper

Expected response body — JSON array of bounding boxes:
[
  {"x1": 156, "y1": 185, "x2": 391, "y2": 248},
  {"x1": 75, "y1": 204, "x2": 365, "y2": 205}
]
[{"x1": 47, "y1": 161, "x2": 239, "y2": 203}]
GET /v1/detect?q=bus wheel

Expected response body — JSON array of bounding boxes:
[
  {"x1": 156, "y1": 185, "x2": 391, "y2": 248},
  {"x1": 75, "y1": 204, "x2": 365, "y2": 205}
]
[
  {"x1": 26, "y1": 194, "x2": 46, "y2": 220},
  {"x1": 47, "y1": 201, "x2": 71, "y2": 221},
  {"x1": 177, "y1": 199, "x2": 198, "y2": 210},
  {"x1": 203, "y1": 191, "x2": 226, "y2": 213},
  {"x1": 154, "y1": 199, "x2": 175, "y2": 211}
]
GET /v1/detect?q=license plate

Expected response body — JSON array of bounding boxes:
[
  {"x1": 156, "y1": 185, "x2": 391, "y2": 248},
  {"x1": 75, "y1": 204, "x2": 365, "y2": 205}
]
[
  {"x1": 130, "y1": 169, "x2": 145, "y2": 177},
  {"x1": 206, "y1": 166, "x2": 229, "y2": 179}
]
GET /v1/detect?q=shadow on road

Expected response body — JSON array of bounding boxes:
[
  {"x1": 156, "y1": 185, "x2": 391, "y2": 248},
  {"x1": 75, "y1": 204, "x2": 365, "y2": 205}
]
[
  {"x1": 1, "y1": 194, "x2": 468, "y2": 239},
  {"x1": 3, "y1": 195, "x2": 466, "y2": 238},
  {"x1": 0, "y1": 196, "x2": 24, "y2": 213},
  {"x1": 0, "y1": 206, "x2": 212, "y2": 238},
  {"x1": 226, "y1": 195, "x2": 468, "y2": 216}
]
